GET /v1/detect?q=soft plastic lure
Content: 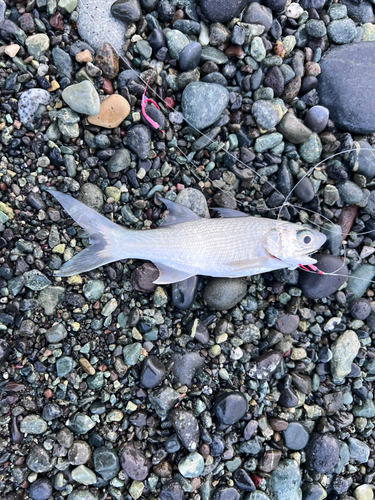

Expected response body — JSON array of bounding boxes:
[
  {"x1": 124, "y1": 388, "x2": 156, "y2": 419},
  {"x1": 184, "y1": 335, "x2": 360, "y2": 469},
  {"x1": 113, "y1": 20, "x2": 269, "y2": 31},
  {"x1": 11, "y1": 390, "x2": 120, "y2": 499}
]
[{"x1": 141, "y1": 78, "x2": 164, "y2": 134}]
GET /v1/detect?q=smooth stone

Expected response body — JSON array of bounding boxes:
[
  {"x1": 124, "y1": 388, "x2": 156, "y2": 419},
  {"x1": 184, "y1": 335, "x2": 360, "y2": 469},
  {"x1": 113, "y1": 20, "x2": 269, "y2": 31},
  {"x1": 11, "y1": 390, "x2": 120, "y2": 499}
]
[
  {"x1": 348, "y1": 437, "x2": 370, "y2": 463},
  {"x1": 173, "y1": 352, "x2": 204, "y2": 387},
  {"x1": 201, "y1": 46, "x2": 229, "y2": 65},
  {"x1": 149, "y1": 386, "x2": 180, "y2": 418},
  {"x1": 56, "y1": 356, "x2": 76, "y2": 378},
  {"x1": 299, "y1": 133, "x2": 322, "y2": 163},
  {"x1": 107, "y1": 148, "x2": 131, "y2": 172},
  {"x1": 213, "y1": 391, "x2": 248, "y2": 425},
  {"x1": 125, "y1": 124, "x2": 152, "y2": 159},
  {"x1": 147, "y1": 29, "x2": 166, "y2": 54},
  {"x1": 243, "y1": 2, "x2": 273, "y2": 31},
  {"x1": 52, "y1": 47, "x2": 73, "y2": 79},
  {"x1": 275, "y1": 312, "x2": 299, "y2": 334},
  {"x1": 172, "y1": 275, "x2": 200, "y2": 310},
  {"x1": 68, "y1": 492, "x2": 96, "y2": 500},
  {"x1": 42, "y1": 403, "x2": 62, "y2": 421},
  {"x1": 248, "y1": 351, "x2": 283, "y2": 381},
  {"x1": 0, "y1": 339, "x2": 11, "y2": 367},
  {"x1": 71, "y1": 465, "x2": 97, "y2": 485},
  {"x1": 200, "y1": 0, "x2": 247, "y2": 22},
  {"x1": 20, "y1": 415, "x2": 47, "y2": 434},
  {"x1": 29, "y1": 479, "x2": 53, "y2": 500},
  {"x1": 347, "y1": 264, "x2": 375, "y2": 299},
  {"x1": 252, "y1": 99, "x2": 284, "y2": 130},
  {"x1": 62, "y1": 80, "x2": 100, "y2": 115},
  {"x1": 269, "y1": 459, "x2": 302, "y2": 500},
  {"x1": 178, "y1": 452, "x2": 204, "y2": 478},
  {"x1": 283, "y1": 422, "x2": 309, "y2": 450},
  {"x1": 353, "y1": 399, "x2": 375, "y2": 418},
  {"x1": 319, "y1": 42, "x2": 375, "y2": 134},
  {"x1": 25, "y1": 33, "x2": 49, "y2": 60},
  {"x1": 182, "y1": 82, "x2": 229, "y2": 130},
  {"x1": 94, "y1": 42, "x2": 119, "y2": 79},
  {"x1": 302, "y1": 483, "x2": 327, "y2": 500},
  {"x1": 140, "y1": 355, "x2": 166, "y2": 388},
  {"x1": 255, "y1": 132, "x2": 283, "y2": 153},
  {"x1": 330, "y1": 330, "x2": 360, "y2": 384},
  {"x1": 344, "y1": 140, "x2": 375, "y2": 179},
  {"x1": 306, "y1": 433, "x2": 340, "y2": 473},
  {"x1": 83, "y1": 280, "x2": 105, "y2": 301},
  {"x1": 93, "y1": 447, "x2": 120, "y2": 480},
  {"x1": 176, "y1": 188, "x2": 210, "y2": 218},
  {"x1": 18, "y1": 89, "x2": 51, "y2": 125},
  {"x1": 354, "y1": 485, "x2": 374, "y2": 500},
  {"x1": 233, "y1": 469, "x2": 255, "y2": 491},
  {"x1": 299, "y1": 254, "x2": 348, "y2": 299},
  {"x1": 160, "y1": 480, "x2": 184, "y2": 500},
  {"x1": 203, "y1": 277, "x2": 247, "y2": 310},
  {"x1": 26, "y1": 446, "x2": 53, "y2": 473},
  {"x1": 66, "y1": 413, "x2": 96, "y2": 433},
  {"x1": 119, "y1": 445, "x2": 151, "y2": 480},
  {"x1": 111, "y1": 0, "x2": 142, "y2": 22},
  {"x1": 327, "y1": 18, "x2": 357, "y2": 44},
  {"x1": 68, "y1": 441, "x2": 91, "y2": 465},
  {"x1": 38, "y1": 286, "x2": 66, "y2": 315},
  {"x1": 278, "y1": 113, "x2": 312, "y2": 144},
  {"x1": 337, "y1": 180, "x2": 363, "y2": 204},
  {"x1": 342, "y1": 0, "x2": 375, "y2": 23},
  {"x1": 166, "y1": 29, "x2": 189, "y2": 59},
  {"x1": 179, "y1": 42, "x2": 202, "y2": 72},
  {"x1": 170, "y1": 408, "x2": 200, "y2": 452},
  {"x1": 264, "y1": 66, "x2": 285, "y2": 97},
  {"x1": 213, "y1": 488, "x2": 240, "y2": 500},
  {"x1": 304, "y1": 105, "x2": 329, "y2": 133},
  {"x1": 123, "y1": 343, "x2": 142, "y2": 366},
  {"x1": 349, "y1": 298, "x2": 372, "y2": 320},
  {"x1": 293, "y1": 176, "x2": 315, "y2": 203},
  {"x1": 88, "y1": 94, "x2": 130, "y2": 128}
]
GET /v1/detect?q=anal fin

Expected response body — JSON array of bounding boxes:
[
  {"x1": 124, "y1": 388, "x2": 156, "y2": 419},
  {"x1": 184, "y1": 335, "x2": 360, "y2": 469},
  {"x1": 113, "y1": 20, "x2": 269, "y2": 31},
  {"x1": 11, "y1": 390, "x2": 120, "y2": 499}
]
[{"x1": 153, "y1": 262, "x2": 195, "y2": 284}]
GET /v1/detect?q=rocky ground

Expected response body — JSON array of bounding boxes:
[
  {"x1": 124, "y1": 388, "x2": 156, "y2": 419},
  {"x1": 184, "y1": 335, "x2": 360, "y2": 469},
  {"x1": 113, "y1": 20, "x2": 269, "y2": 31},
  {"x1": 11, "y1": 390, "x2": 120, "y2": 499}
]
[{"x1": 1, "y1": 0, "x2": 375, "y2": 499}]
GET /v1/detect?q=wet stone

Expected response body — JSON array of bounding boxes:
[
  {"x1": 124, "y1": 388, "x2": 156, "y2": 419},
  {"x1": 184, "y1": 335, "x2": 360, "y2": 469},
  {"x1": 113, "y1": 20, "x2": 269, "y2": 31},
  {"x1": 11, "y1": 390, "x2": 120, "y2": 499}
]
[
  {"x1": 252, "y1": 99, "x2": 284, "y2": 130},
  {"x1": 126, "y1": 124, "x2": 152, "y2": 159},
  {"x1": 299, "y1": 254, "x2": 348, "y2": 299},
  {"x1": 178, "y1": 452, "x2": 204, "y2": 478},
  {"x1": 213, "y1": 391, "x2": 248, "y2": 426},
  {"x1": 248, "y1": 351, "x2": 283, "y2": 380},
  {"x1": 26, "y1": 446, "x2": 53, "y2": 473},
  {"x1": 275, "y1": 312, "x2": 300, "y2": 334},
  {"x1": 52, "y1": 47, "x2": 73, "y2": 79},
  {"x1": 42, "y1": 403, "x2": 62, "y2": 421},
  {"x1": 348, "y1": 437, "x2": 370, "y2": 463},
  {"x1": 140, "y1": 355, "x2": 166, "y2": 388},
  {"x1": 28, "y1": 478, "x2": 53, "y2": 500},
  {"x1": 0, "y1": 339, "x2": 11, "y2": 366},
  {"x1": 186, "y1": 318, "x2": 209, "y2": 344},
  {"x1": 283, "y1": 422, "x2": 310, "y2": 450},
  {"x1": 344, "y1": 140, "x2": 375, "y2": 180},
  {"x1": 173, "y1": 352, "x2": 204, "y2": 387},
  {"x1": 233, "y1": 468, "x2": 255, "y2": 491},
  {"x1": 304, "y1": 105, "x2": 329, "y2": 133},
  {"x1": 278, "y1": 113, "x2": 312, "y2": 144},
  {"x1": 62, "y1": 81, "x2": 100, "y2": 116},
  {"x1": 66, "y1": 413, "x2": 96, "y2": 434},
  {"x1": 45, "y1": 323, "x2": 67, "y2": 343},
  {"x1": 78, "y1": 183, "x2": 104, "y2": 211},
  {"x1": 258, "y1": 450, "x2": 282, "y2": 473},
  {"x1": 170, "y1": 408, "x2": 200, "y2": 452},
  {"x1": 268, "y1": 459, "x2": 302, "y2": 500},
  {"x1": 149, "y1": 386, "x2": 180, "y2": 418},
  {"x1": 350, "y1": 299, "x2": 372, "y2": 321},
  {"x1": 68, "y1": 441, "x2": 91, "y2": 465},
  {"x1": 123, "y1": 343, "x2": 142, "y2": 366},
  {"x1": 20, "y1": 415, "x2": 47, "y2": 434},
  {"x1": 119, "y1": 445, "x2": 151, "y2": 480},
  {"x1": 306, "y1": 433, "x2": 340, "y2": 473},
  {"x1": 93, "y1": 447, "x2": 120, "y2": 480},
  {"x1": 111, "y1": 0, "x2": 142, "y2": 22},
  {"x1": 200, "y1": 0, "x2": 247, "y2": 23},
  {"x1": 179, "y1": 42, "x2": 202, "y2": 72},
  {"x1": 182, "y1": 82, "x2": 229, "y2": 130},
  {"x1": 244, "y1": 2, "x2": 273, "y2": 31},
  {"x1": 94, "y1": 42, "x2": 119, "y2": 79},
  {"x1": 203, "y1": 277, "x2": 247, "y2": 310},
  {"x1": 56, "y1": 356, "x2": 76, "y2": 378},
  {"x1": 160, "y1": 479, "x2": 184, "y2": 500}
]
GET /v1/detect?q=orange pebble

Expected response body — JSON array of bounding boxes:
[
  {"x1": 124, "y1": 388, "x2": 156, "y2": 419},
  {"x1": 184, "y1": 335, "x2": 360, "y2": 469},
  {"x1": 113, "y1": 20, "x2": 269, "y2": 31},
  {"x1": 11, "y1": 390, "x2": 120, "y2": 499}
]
[
  {"x1": 43, "y1": 389, "x2": 53, "y2": 398},
  {"x1": 274, "y1": 41, "x2": 286, "y2": 58}
]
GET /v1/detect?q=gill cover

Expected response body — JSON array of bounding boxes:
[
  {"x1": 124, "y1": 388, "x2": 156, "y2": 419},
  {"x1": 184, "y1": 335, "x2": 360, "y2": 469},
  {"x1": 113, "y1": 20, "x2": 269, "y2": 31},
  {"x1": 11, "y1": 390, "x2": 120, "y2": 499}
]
[{"x1": 263, "y1": 224, "x2": 327, "y2": 268}]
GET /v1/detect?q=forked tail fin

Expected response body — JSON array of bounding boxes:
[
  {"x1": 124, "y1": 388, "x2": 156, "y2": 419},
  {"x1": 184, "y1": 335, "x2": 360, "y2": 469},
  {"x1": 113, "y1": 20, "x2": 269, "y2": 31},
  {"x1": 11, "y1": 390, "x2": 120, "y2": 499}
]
[{"x1": 47, "y1": 190, "x2": 129, "y2": 277}]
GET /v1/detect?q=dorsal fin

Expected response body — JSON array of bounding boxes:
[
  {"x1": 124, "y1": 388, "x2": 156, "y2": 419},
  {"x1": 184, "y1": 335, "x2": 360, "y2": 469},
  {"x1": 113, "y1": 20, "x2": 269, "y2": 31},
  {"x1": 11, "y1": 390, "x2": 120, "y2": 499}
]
[
  {"x1": 160, "y1": 198, "x2": 201, "y2": 227},
  {"x1": 211, "y1": 207, "x2": 249, "y2": 218}
]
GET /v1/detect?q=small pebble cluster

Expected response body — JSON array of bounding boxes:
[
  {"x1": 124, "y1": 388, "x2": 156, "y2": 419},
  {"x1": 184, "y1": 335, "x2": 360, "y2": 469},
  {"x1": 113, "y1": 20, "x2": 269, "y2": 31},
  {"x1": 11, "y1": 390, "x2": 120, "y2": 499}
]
[{"x1": 1, "y1": 0, "x2": 375, "y2": 499}]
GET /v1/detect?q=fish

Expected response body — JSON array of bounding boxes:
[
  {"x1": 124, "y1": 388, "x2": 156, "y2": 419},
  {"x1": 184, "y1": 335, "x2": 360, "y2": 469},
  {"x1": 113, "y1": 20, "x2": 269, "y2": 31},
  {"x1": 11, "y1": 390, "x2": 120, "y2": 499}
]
[{"x1": 48, "y1": 190, "x2": 327, "y2": 284}]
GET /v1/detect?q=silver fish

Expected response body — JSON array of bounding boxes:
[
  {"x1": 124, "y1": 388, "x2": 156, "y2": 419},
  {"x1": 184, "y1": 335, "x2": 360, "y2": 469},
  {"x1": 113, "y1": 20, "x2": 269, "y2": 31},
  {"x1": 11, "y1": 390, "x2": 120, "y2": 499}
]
[{"x1": 48, "y1": 190, "x2": 326, "y2": 284}]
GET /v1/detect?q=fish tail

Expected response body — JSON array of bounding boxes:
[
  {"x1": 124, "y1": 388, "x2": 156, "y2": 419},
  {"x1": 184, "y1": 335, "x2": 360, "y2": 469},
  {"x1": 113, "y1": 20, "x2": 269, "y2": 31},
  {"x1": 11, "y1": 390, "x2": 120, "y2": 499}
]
[{"x1": 48, "y1": 190, "x2": 130, "y2": 277}]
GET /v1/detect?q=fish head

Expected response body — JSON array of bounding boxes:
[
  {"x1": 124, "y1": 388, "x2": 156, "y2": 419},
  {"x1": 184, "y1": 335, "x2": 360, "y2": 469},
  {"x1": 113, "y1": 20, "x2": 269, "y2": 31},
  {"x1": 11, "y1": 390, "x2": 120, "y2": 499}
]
[{"x1": 263, "y1": 223, "x2": 327, "y2": 268}]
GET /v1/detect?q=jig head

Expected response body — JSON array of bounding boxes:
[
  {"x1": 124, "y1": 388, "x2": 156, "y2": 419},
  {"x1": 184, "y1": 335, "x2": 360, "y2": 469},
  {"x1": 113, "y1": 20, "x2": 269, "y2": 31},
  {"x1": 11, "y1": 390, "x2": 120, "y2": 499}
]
[{"x1": 142, "y1": 78, "x2": 164, "y2": 134}]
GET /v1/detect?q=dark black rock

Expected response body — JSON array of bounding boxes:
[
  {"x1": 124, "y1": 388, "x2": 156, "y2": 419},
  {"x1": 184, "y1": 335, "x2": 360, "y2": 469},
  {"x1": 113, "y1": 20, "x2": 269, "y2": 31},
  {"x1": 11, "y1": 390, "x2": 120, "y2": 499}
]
[
  {"x1": 283, "y1": 422, "x2": 310, "y2": 450},
  {"x1": 243, "y1": 2, "x2": 273, "y2": 31},
  {"x1": 50, "y1": 147, "x2": 64, "y2": 167},
  {"x1": 157, "y1": 0, "x2": 176, "y2": 21},
  {"x1": 171, "y1": 275, "x2": 200, "y2": 310},
  {"x1": 213, "y1": 391, "x2": 248, "y2": 426},
  {"x1": 147, "y1": 29, "x2": 166, "y2": 54},
  {"x1": 291, "y1": 371, "x2": 312, "y2": 394},
  {"x1": 299, "y1": 254, "x2": 348, "y2": 299},
  {"x1": 141, "y1": 104, "x2": 166, "y2": 130},
  {"x1": 169, "y1": 408, "x2": 200, "y2": 452},
  {"x1": 213, "y1": 487, "x2": 240, "y2": 500},
  {"x1": 140, "y1": 0, "x2": 159, "y2": 11},
  {"x1": 233, "y1": 468, "x2": 256, "y2": 491},
  {"x1": 126, "y1": 125, "x2": 152, "y2": 159},
  {"x1": 200, "y1": 0, "x2": 247, "y2": 22},
  {"x1": 179, "y1": 42, "x2": 202, "y2": 72},
  {"x1": 165, "y1": 433, "x2": 181, "y2": 453},
  {"x1": 319, "y1": 42, "x2": 375, "y2": 134},
  {"x1": 277, "y1": 160, "x2": 294, "y2": 197},
  {"x1": 264, "y1": 66, "x2": 285, "y2": 97},
  {"x1": 42, "y1": 403, "x2": 62, "y2": 421},
  {"x1": 264, "y1": 0, "x2": 287, "y2": 12},
  {"x1": 0, "y1": 339, "x2": 11, "y2": 367},
  {"x1": 344, "y1": 140, "x2": 375, "y2": 180},
  {"x1": 304, "y1": 105, "x2": 329, "y2": 134},
  {"x1": 140, "y1": 355, "x2": 166, "y2": 388},
  {"x1": 278, "y1": 386, "x2": 299, "y2": 408},
  {"x1": 111, "y1": 0, "x2": 142, "y2": 22},
  {"x1": 305, "y1": 433, "x2": 340, "y2": 473},
  {"x1": 160, "y1": 480, "x2": 184, "y2": 500},
  {"x1": 28, "y1": 478, "x2": 53, "y2": 500},
  {"x1": 349, "y1": 298, "x2": 372, "y2": 320},
  {"x1": 300, "y1": 75, "x2": 318, "y2": 95},
  {"x1": 294, "y1": 176, "x2": 315, "y2": 203}
]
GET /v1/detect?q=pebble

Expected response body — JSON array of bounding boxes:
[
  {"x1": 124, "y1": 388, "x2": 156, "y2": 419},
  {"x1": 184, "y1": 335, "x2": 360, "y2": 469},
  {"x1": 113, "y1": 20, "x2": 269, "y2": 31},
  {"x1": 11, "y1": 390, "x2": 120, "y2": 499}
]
[
  {"x1": 344, "y1": 140, "x2": 375, "y2": 179},
  {"x1": 304, "y1": 105, "x2": 329, "y2": 133},
  {"x1": 349, "y1": 298, "x2": 371, "y2": 320},
  {"x1": 348, "y1": 437, "x2": 370, "y2": 463},
  {"x1": 170, "y1": 408, "x2": 200, "y2": 452},
  {"x1": 71, "y1": 465, "x2": 97, "y2": 485},
  {"x1": 213, "y1": 391, "x2": 248, "y2": 425},
  {"x1": 18, "y1": 89, "x2": 51, "y2": 125},
  {"x1": 149, "y1": 386, "x2": 180, "y2": 418},
  {"x1": 125, "y1": 124, "x2": 152, "y2": 159},
  {"x1": 20, "y1": 415, "x2": 47, "y2": 434},
  {"x1": 233, "y1": 469, "x2": 255, "y2": 491},
  {"x1": 119, "y1": 445, "x2": 151, "y2": 480},
  {"x1": 88, "y1": 94, "x2": 130, "y2": 128},
  {"x1": 203, "y1": 278, "x2": 247, "y2": 310},
  {"x1": 269, "y1": 459, "x2": 301, "y2": 500},
  {"x1": 278, "y1": 113, "x2": 312, "y2": 144},
  {"x1": 78, "y1": 183, "x2": 104, "y2": 211},
  {"x1": 111, "y1": 0, "x2": 142, "y2": 22},
  {"x1": 354, "y1": 485, "x2": 374, "y2": 500},
  {"x1": 68, "y1": 441, "x2": 91, "y2": 465},
  {"x1": 68, "y1": 492, "x2": 96, "y2": 500},
  {"x1": 171, "y1": 275, "x2": 200, "y2": 309},
  {"x1": 123, "y1": 342, "x2": 142, "y2": 365},
  {"x1": 28, "y1": 479, "x2": 53, "y2": 500},
  {"x1": 25, "y1": 33, "x2": 50, "y2": 60},
  {"x1": 177, "y1": 452, "x2": 204, "y2": 478},
  {"x1": 327, "y1": 18, "x2": 357, "y2": 44},
  {"x1": 330, "y1": 330, "x2": 360, "y2": 384},
  {"x1": 299, "y1": 132, "x2": 322, "y2": 163},
  {"x1": 283, "y1": 422, "x2": 309, "y2": 450},
  {"x1": 337, "y1": 180, "x2": 363, "y2": 204},
  {"x1": 200, "y1": 0, "x2": 247, "y2": 22},
  {"x1": 62, "y1": 80, "x2": 100, "y2": 116},
  {"x1": 214, "y1": 488, "x2": 240, "y2": 500},
  {"x1": 293, "y1": 177, "x2": 315, "y2": 203},
  {"x1": 140, "y1": 355, "x2": 166, "y2": 388},
  {"x1": 252, "y1": 99, "x2": 284, "y2": 130},
  {"x1": 182, "y1": 82, "x2": 229, "y2": 130},
  {"x1": 179, "y1": 42, "x2": 202, "y2": 72},
  {"x1": 66, "y1": 413, "x2": 96, "y2": 434},
  {"x1": 173, "y1": 352, "x2": 204, "y2": 387},
  {"x1": 248, "y1": 351, "x2": 283, "y2": 380},
  {"x1": 244, "y1": 3, "x2": 273, "y2": 31},
  {"x1": 160, "y1": 480, "x2": 184, "y2": 500},
  {"x1": 166, "y1": 29, "x2": 189, "y2": 59},
  {"x1": 299, "y1": 254, "x2": 348, "y2": 299},
  {"x1": 0, "y1": 339, "x2": 10, "y2": 367},
  {"x1": 26, "y1": 446, "x2": 53, "y2": 473},
  {"x1": 319, "y1": 42, "x2": 375, "y2": 133},
  {"x1": 306, "y1": 433, "x2": 340, "y2": 473}
]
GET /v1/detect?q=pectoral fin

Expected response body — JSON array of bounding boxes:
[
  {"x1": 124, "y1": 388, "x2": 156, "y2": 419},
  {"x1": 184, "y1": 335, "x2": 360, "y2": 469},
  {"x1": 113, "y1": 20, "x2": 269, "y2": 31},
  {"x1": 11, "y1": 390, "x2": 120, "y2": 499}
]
[
  {"x1": 153, "y1": 262, "x2": 195, "y2": 284},
  {"x1": 160, "y1": 198, "x2": 201, "y2": 227}
]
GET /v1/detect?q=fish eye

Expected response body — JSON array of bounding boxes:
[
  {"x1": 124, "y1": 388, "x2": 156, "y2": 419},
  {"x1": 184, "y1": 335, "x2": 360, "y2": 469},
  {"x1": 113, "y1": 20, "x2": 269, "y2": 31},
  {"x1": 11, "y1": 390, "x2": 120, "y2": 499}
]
[{"x1": 297, "y1": 230, "x2": 313, "y2": 246}]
